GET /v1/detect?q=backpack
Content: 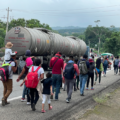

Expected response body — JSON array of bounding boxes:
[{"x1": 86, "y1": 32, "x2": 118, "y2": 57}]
[
  {"x1": 79, "y1": 61, "x2": 88, "y2": 74},
  {"x1": 104, "y1": 60, "x2": 108, "y2": 66},
  {"x1": 63, "y1": 63, "x2": 75, "y2": 79},
  {"x1": 25, "y1": 66, "x2": 41, "y2": 88},
  {"x1": 18, "y1": 60, "x2": 26, "y2": 79},
  {"x1": 0, "y1": 62, "x2": 12, "y2": 81}
]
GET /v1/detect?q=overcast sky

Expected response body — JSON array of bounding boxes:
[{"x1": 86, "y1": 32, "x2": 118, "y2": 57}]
[{"x1": 0, "y1": 0, "x2": 120, "y2": 27}]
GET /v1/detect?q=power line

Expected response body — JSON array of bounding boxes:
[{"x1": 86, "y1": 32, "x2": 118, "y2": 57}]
[{"x1": 12, "y1": 4, "x2": 120, "y2": 12}]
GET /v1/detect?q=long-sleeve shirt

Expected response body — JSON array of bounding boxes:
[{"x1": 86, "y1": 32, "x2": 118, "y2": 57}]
[
  {"x1": 50, "y1": 57, "x2": 64, "y2": 74},
  {"x1": 4, "y1": 48, "x2": 15, "y2": 61}
]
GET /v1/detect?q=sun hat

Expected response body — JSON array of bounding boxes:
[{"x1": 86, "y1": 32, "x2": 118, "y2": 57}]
[
  {"x1": 5, "y1": 42, "x2": 13, "y2": 48},
  {"x1": 89, "y1": 59, "x2": 93, "y2": 63}
]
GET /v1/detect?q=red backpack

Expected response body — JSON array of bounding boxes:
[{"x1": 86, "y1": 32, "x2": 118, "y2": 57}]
[{"x1": 25, "y1": 66, "x2": 41, "y2": 88}]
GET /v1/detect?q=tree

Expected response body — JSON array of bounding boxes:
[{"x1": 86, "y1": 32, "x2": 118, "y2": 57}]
[
  {"x1": 104, "y1": 32, "x2": 120, "y2": 56},
  {"x1": 9, "y1": 18, "x2": 26, "y2": 30},
  {"x1": 84, "y1": 25, "x2": 112, "y2": 52}
]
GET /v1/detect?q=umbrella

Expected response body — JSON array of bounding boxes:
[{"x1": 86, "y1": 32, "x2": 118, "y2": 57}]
[{"x1": 101, "y1": 53, "x2": 112, "y2": 56}]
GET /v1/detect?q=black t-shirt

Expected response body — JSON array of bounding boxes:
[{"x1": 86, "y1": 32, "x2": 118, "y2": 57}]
[{"x1": 41, "y1": 78, "x2": 52, "y2": 95}]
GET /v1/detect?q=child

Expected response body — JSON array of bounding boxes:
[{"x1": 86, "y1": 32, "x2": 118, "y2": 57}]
[
  {"x1": 4, "y1": 42, "x2": 17, "y2": 62},
  {"x1": 25, "y1": 50, "x2": 33, "y2": 67},
  {"x1": 41, "y1": 72, "x2": 53, "y2": 113}
]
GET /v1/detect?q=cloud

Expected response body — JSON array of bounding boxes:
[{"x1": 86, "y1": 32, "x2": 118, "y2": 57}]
[
  {"x1": 37, "y1": 0, "x2": 62, "y2": 4},
  {"x1": 1, "y1": 0, "x2": 120, "y2": 27}
]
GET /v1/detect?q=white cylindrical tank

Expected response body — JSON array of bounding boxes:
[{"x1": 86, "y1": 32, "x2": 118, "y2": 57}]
[{"x1": 5, "y1": 26, "x2": 87, "y2": 57}]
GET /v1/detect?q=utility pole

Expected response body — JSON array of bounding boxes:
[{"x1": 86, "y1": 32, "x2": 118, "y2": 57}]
[
  {"x1": 89, "y1": 40, "x2": 90, "y2": 48},
  {"x1": 6, "y1": 7, "x2": 12, "y2": 34},
  {"x1": 10, "y1": 16, "x2": 14, "y2": 21}
]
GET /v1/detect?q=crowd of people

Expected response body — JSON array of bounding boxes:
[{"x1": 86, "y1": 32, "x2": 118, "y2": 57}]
[{"x1": 1, "y1": 42, "x2": 118, "y2": 113}]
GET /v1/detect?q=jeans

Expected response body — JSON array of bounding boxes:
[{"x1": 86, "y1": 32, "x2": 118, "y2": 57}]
[
  {"x1": 30, "y1": 88, "x2": 39, "y2": 105},
  {"x1": 74, "y1": 79, "x2": 77, "y2": 90},
  {"x1": 114, "y1": 65, "x2": 118, "y2": 74},
  {"x1": 22, "y1": 84, "x2": 30, "y2": 102},
  {"x1": 86, "y1": 73, "x2": 94, "y2": 88},
  {"x1": 65, "y1": 79, "x2": 75, "y2": 99},
  {"x1": 79, "y1": 74, "x2": 88, "y2": 94},
  {"x1": 104, "y1": 66, "x2": 108, "y2": 74},
  {"x1": 52, "y1": 74, "x2": 62, "y2": 99},
  {"x1": 22, "y1": 84, "x2": 27, "y2": 99},
  {"x1": 76, "y1": 76, "x2": 79, "y2": 88},
  {"x1": 95, "y1": 71, "x2": 101, "y2": 83}
]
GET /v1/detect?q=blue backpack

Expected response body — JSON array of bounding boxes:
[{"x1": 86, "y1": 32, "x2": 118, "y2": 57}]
[
  {"x1": 104, "y1": 60, "x2": 108, "y2": 66},
  {"x1": 63, "y1": 63, "x2": 75, "y2": 79}
]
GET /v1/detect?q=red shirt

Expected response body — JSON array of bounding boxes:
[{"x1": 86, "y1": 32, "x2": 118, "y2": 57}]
[{"x1": 50, "y1": 57, "x2": 64, "y2": 74}]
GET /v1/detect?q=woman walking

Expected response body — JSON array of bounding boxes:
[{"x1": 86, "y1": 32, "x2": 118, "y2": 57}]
[
  {"x1": 20, "y1": 59, "x2": 44, "y2": 111},
  {"x1": 94, "y1": 56, "x2": 103, "y2": 84}
]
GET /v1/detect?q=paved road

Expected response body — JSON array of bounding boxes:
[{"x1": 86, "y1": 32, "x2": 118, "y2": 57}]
[{"x1": 0, "y1": 65, "x2": 119, "y2": 120}]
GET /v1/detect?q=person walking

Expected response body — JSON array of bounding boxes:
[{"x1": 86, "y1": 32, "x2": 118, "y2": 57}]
[
  {"x1": 103, "y1": 57, "x2": 108, "y2": 77},
  {"x1": 114, "y1": 56, "x2": 119, "y2": 75},
  {"x1": 79, "y1": 55, "x2": 90, "y2": 96},
  {"x1": 41, "y1": 72, "x2": 53, "y2": 113},
  {"x1": 62, "y1": 55, "x2": 67, "y2": 91},
  {"x1": 94, "y1": 56, "x2": 103, "y2": 84},
  {"x1": 2, "y1": 53, "x2": 17, "y2": 106},
  {"x1": 74, "y1": 58, "x2": 79, "y2": 91},
  {"x1": 50, "y1": 52, "x2": 64, "y2": 100},
  {"x1": 86, "y1": 58, "x2": 98, "y2": 90},
  {"x1": 17, "y1": 50, "x2": 33, "y2": 104},
  {"x1": 20, "y1": 59, "x2": 44, "y2": 111},
  {"x1": 63, "y1": 56, "x2": 79, "y2": 103}
]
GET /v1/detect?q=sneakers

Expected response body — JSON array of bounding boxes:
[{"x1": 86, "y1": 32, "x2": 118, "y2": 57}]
[
  {"x1": 66, "y1": 99, "x2": 70, "y2": 103},
  {"x1": 55, "y1": 99, "x2": 58, "y2": 101},
  {"x1": 2, "y1": 97, "x2": 6, "y2": 106},
  {"x1": 41, "y1": 110, "x2": 46, "y2": 113},
  {"x1": 5, "y1": 102, "x2": 10, "y2": 105},
  {"x1": 49, "y1": 106, "x2": 52, "y2": 110},
  {"x1": 94, "y1": 82, "x2": 96, "y2": 85},
  {"x1": 27, "y1": 102, "x2": 31, "y2": 105},
  {"x1": 21, "y1": 98, "x2": 26, "y2": 102},
  {"x1": 91, "y1": 88, "x2": 94, "y2": 90},
  {"x1": 104, "y1": 74, "x2": 106, "y2": 77},
  {"x1": 31, "y1": 103, "x2": 36, "y2": 111},
  {"x1": 86, "y1": 88, "x2": 88, "y2": 90},
  {"x1": 80, "y1": 94, "x2": 84, "y2": 96}
]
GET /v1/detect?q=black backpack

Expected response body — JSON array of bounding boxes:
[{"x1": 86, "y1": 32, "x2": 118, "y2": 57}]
[{"x1": 63, "y1": 63, "x2": 75, "y2": 79}]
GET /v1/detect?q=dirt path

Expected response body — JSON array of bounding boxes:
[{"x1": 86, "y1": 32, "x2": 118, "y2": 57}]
[{"x1": 78, "y1": 88, "x2": 120, "y2": 120}]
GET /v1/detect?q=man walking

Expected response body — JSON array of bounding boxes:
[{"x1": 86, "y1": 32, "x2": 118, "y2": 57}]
[
  {"x1": 63, "y1": 56, "x2": 79, "y2": 103},
  {"x1": 79, "y1": 55, "x2": 89, "y2": 96},
  {"x1": 50, "y1": 52, "x2": 64, "y2": 100},
  {"x1": 2, "y1": 54, "x2": 17, "y2": 106},
  {"x1": 114, "y1": 56, "x2": 119, "y2": 75}
]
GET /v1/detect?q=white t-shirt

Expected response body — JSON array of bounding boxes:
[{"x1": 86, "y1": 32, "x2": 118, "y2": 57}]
[
  {"x1": 29, "y1": 66, "x2": 44, "y2": 79},
  {"x1": 4, "y1": 48, "x2": 16, "y2": 61},
  {"x1": 5, "y1": 61, "x2": 15, "y2": 79}
]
